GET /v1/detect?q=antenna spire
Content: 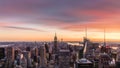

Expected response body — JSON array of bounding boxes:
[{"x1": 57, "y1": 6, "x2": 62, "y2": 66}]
[
  {"x1": 83, "y1": 26, "x2": 88, "y2": 58},
  {"x1": 85, "y1": 27, "x2": 87, "y2": 39},
  {"x1": 104, "y1": 28, "x2": 106, "y2": 46}
]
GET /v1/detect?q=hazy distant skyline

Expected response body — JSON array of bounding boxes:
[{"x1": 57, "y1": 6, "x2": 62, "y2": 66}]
[{"x1": 0, "y1": 0, "x2": 120, "y2": 42}]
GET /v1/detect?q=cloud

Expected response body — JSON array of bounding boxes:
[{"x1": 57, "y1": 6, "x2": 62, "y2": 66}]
[
  {"x1": 2, "y1": 26, "x2": 45, "y2": 32},
  {"x1": 0, "y1": 0, "x2": 119, "y2": 31}
]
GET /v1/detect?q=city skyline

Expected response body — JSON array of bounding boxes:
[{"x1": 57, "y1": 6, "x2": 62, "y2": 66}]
[{"x1": 0, "y1": 0, "x2": 120, "y2": 42}]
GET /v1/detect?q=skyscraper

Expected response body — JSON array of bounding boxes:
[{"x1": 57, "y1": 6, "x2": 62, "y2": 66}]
[
  {"x1": 54, "y1": 33, "x2": 57, "y2": 46},
  {"x1": 59, "y1": 49, "x2": 70, "y2": 68},
  {"x1": 26, "y1": 47, "x2": 31, "y2": 52},
  {"x1": 6, "y1": 47, "x2": 15, "y2": 61},
  {"x1": 0, "y1": 48, "x2": 5, "y2": 59},
  {"x1": 52, "y1": 33, "x2": 58, "y2": 54},
  {"x1": 75, "y1": 58, "x2": 93, "y2": 68},
  {"x1": 39, "y1": 45, "x2": 47, "y2": 68},
  {"x1": 35, "y1": 48, "x2": 38, "y2": 57},
  {"x1": 6, "y1": 47, "x2": 15, "y2": 68},
  {"x1": 99, "y1": 53, "x2": 111, "y2": 68}
]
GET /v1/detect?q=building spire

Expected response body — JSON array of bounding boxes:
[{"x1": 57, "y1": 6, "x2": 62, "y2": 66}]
[
  {"x1": 83, "y1": 27, "x2": 88, "y2": 44},
  {"x1": 83, "y1": 26, "x2": 88, "y2": 58},
  {"x1": 53, "y1": 32, "x2": 58, "y2": 54},
  {"x1": 104, "y1": 28, "x2": 106, "y2": 46},
  {"x1": 85, "y1": 27, "x2": 87, "y2": 39},
  {"x1": 54, "y1": 32, "x2": 57, "y2": 41}
]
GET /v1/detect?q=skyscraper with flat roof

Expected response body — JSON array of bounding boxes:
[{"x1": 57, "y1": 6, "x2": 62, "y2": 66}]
[
  {"x1": 59, "y1": 49, "x2": 70, "y2": 68},
  {"x1": 6, "y1": 47, "x2": 15, "y2": 61},
  {"x1": 0, "y1": 48, "x2": 5, "y2": 59},
  {"x1": 39, "y1": 45, "x2": 47, "y2": 68},
  {"x1": 6, "y1": 47, "x2": 15, "y2": 68}
]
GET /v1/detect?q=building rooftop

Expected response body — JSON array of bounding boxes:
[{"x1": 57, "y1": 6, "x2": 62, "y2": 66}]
[
  {"x1": 59, "y1": 49, "x2": 70, "y2": 52},
  {"x1": 77, "y1": 58, "x2": 92, "y2": 64}
]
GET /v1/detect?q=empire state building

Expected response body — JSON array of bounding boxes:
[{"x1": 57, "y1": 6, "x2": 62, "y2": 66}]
[
  {"x1": 53, "y1": 33, "x2": 58, "y2": 54},
  {"x1": 54, "y1": 33, "x2": 57, "y2": 48}
]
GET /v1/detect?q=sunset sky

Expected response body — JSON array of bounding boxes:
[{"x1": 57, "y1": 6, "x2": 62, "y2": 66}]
[{"x1": 0, "y1": 0, "x2": 120, "y2": 42}]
